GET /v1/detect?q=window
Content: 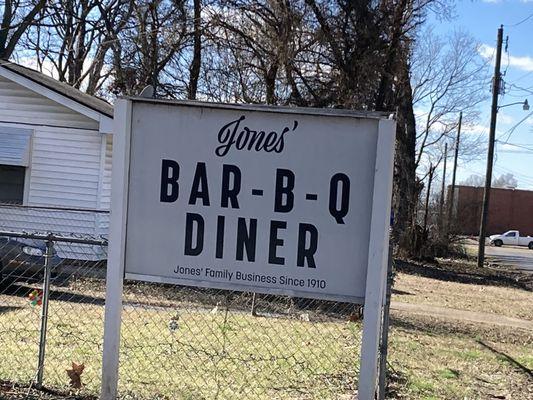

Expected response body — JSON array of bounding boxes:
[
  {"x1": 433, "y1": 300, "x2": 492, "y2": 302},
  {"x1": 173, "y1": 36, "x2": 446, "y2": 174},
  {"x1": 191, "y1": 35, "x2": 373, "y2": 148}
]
[
  {"x1": 0, "y1": 126, "x2": 31, "y2": 205},
  {"x1": 505, "y1": 232, "x2": 516, "y2": 237},
  {"x1": 0, "y1": 165, "x2": 25, "y2": 204}
]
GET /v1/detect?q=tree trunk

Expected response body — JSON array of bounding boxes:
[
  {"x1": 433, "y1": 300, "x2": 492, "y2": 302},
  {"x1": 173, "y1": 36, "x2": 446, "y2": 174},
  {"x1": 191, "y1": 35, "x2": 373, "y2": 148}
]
[
  {"x1": 188, "y1": 0, "x2": 202, "y2": 100},
  {"x1": 392, "y1": 56, "x2": 417, "y2": 251},
  {"x1": 265, "y1": 63, "x2": 278, "y2": 105}
]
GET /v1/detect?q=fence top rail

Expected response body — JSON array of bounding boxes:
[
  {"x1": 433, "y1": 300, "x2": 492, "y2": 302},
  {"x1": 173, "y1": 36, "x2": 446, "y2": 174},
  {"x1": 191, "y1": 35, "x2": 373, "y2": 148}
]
[{"x1": 0, "y1": 230, "x2": 108, "y2": 246}]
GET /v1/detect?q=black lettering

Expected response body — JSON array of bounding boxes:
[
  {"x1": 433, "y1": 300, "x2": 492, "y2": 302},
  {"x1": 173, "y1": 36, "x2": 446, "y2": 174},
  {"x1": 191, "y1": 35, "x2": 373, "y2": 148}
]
[
  {"x1": 263, "y1": 132, "x2": 277, "y2": 152},
  {"x1": 215, "y1": 215, "x2": 225, "y2": 259},
  {"x1": 221, "y1": 164, "x2": 241, "y2": 208},
  {"x1": 160, "y1": 159, "x2": 179, "y2": 202},
  {"x1": 215, "y1": 118, "x2": 298, "y2": 156},
  {"x1": 269, "y1": 220, "x2": 286, "y2": 265},
  {"x1": 184, "y1": 213, "x2": 204, "y2": 256},
  {"x1": 275, "y1": 121, "x2": 297, "y2": 153},
  {"x1": 329, "y1": 173, "x2": 350, "y2": 224},
  {"x1": 188, "y1": 162, "x2": 210, "y2": 206},
  {"x1": 216, "y1": 116, "x2": 245, "y2": 157},
  {"x1": 236, "y1": 128, "x2": 251, "y2": 150},
  {"x1": 236, "y1": 218, "x2": 257, "y2": 262},
  {"x1": 297, "y1": 223, "x2": 318, "y2": 268},
  {"x1": 248, "y1": 130, "x2": 266, "y2": 151},
  {"x1": 274, "y1": 169, "x2": 295, "y2": 213}
]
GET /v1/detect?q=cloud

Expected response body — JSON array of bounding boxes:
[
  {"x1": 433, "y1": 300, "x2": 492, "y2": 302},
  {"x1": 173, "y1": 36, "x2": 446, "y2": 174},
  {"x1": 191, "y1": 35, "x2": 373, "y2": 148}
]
[
  {"x1": 479, "y1": 44, "x2": 533, "y2": 72},
  {"x1": 499, "y1": 143, "x2": 516, "y2": 151},
  {"x1": 498, "y1": 112, "x2": 515, "y2": 125},
  {"x1": 464, "y1": 123, "x2": 505, "y2": 137},
  {"x1": 467, "y1": 123, "x2": 489, "y2": 135}
]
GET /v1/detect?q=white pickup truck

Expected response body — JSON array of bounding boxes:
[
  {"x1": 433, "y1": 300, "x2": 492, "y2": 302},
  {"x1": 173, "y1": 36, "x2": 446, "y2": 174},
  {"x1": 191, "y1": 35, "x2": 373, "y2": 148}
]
[{"x1": 489, "y1": 230, "x2": 533, "y2": 249}]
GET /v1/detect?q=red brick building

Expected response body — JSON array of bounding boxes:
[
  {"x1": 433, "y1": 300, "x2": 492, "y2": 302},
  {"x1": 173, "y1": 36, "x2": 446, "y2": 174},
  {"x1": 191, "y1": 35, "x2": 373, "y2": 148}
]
[{"x1": 453, "y1": 185, "x2": 533, "y2": 236}]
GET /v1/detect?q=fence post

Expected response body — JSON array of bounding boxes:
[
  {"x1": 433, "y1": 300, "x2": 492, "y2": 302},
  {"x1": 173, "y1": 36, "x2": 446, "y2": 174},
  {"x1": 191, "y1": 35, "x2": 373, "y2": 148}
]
[
  {"x1": 377, "y1": 244, "x2": 393, "y2": 400},
  {"x1": 251, "y1": 293, "x2": 258, "y2": 316},
  {"x1": 36, "y1": 236, "x2": 54, "y2": 387}
]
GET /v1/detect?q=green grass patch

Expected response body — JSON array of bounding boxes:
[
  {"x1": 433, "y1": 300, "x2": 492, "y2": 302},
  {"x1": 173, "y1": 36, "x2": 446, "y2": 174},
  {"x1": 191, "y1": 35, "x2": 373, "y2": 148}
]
[{"x1": 438, "y1": 368, "x2": 460, "y2": 379}]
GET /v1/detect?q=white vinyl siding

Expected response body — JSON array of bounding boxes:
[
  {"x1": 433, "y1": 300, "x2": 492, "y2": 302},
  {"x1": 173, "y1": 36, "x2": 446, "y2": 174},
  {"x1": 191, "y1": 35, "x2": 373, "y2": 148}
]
[
  {"x1": 0, "y1": 75, "x2": 98, "y2": 130},
  {"x1": 96, "y1": 134, "x2": 112, "y2": 236},
  {"x1": 0, "y1": 205, "x2": 97, "y2": 234},
  {"x1": 100, "y1": 134, "x2": 113, "y2": 210},
  {"x1": 0, "y1": 204, "x2": 105, "y2": 259},
  {"x1": 0, "y1": 75, "x2": 112, "y2": 258}
]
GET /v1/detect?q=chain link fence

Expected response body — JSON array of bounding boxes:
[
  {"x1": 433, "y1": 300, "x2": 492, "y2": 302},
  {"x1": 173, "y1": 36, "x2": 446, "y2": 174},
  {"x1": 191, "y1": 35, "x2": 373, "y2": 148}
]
[
  {"x1": 0, "y1": 206, "x2": 108, "y2": 397},
  {"x1": 1, "y1": 206, "x2": 374, "y2": 399},
  {"x1": 117, "y1": 285, "x2": 363, "y2": 399}
]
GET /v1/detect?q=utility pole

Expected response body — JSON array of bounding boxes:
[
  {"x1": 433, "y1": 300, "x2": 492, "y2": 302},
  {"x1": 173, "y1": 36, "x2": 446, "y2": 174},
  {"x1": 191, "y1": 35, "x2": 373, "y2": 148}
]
[
  {"x1": 439, "y1": 142, "x2": 448, "y2": 227},
  {"x1": 447, "y1": 112, "x2": 462, "y2": 226},
  {"x1": 478, "y1": 25, "x2": 504, "y2": 268},
  {"x1": 423, "y1": 164, "x2": 435, "y2": 235}
]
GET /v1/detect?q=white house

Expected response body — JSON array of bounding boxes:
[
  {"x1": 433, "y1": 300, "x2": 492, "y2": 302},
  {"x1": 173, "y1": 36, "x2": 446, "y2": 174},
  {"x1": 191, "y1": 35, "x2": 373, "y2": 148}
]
[{"x1": 0, "y1": 61, "x2": 114, "y2": 258}]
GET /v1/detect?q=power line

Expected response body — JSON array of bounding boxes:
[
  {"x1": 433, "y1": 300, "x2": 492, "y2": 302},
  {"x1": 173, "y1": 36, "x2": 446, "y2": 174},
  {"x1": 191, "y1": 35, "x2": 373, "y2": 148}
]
[
  {"x1": 499, "y1": 110, "x2": 533, "y2": 142},
  {"x1": 493, "y1": 164, "x2": 533, "y2": 183},
  {"x1": 505, "y1": 12, "x2": 533, "y2": 28},
  {"x1": 497, "y1": 141, "x2": 533, "y2": 151},
  {"x1": 512, "y1": 70, "x2": 533, "y2": 83},
  {"x1": 507, "y1": 83, "x2": 533, "y2": 95}
]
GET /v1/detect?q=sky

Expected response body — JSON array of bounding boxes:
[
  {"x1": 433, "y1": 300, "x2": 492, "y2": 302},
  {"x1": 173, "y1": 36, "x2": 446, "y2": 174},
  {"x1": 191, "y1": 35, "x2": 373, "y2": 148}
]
[{"x1": 430, "y1": 0, "x2": 533, "y2": 189}]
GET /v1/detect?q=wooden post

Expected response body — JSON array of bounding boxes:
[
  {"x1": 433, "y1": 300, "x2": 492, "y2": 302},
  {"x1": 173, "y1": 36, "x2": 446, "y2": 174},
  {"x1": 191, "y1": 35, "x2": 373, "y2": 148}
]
[
  {"x1": 377, "y1": 244, "x2": 393, "y2": 400},
  {"x1": 100, "y1": 100, "x2": 132, "y2": 400},
  {"x1": 423, "y1": 165, "x2": 435, "y2": 235},
  {"x1": 478, "y1": 26, "x2": 504, "y2": 268},
  {"x1": 439, "y1": 142, "x2": 448, "y2": 231},
  {"x1": 359, "y1": 120, "x2": 395, "y2": 400},
  {"x1": 447, "y1": 112, "x2": 462, "y2": 227}
]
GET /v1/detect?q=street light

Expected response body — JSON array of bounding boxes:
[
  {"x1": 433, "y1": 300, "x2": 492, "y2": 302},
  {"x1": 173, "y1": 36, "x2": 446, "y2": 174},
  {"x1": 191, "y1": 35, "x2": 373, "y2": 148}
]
[
  {"x1": 497, "y1": 99, "x2": 529, "y2": 111},
  {"x1": 478, "y1": 96, "x2": 530, "y2": 268}
]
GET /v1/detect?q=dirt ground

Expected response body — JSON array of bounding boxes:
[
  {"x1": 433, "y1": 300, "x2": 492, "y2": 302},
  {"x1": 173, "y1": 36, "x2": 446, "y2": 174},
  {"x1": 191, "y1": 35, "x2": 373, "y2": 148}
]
[{"x1": 0, "y1": 380, "x2": 95, "y2": 400}]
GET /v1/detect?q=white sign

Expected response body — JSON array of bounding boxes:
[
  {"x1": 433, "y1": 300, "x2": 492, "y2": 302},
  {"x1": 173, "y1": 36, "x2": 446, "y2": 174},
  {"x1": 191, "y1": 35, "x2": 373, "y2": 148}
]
[
  {"x1": 119, "y1": 99, "x2": 395, "y2": 303},
  {"x1": 101, "y1": 99, "x2": 395, "y2": 399}
]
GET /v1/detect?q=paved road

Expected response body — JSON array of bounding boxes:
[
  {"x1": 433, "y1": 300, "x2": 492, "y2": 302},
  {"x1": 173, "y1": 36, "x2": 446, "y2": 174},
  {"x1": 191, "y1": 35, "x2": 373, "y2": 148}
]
[{"x1": 485, "y1": 245, "x2": 533, "y2": 273}]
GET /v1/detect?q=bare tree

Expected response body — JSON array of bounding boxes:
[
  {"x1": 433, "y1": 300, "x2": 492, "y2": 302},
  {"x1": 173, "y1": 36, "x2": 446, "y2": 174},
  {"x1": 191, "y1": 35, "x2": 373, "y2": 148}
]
[
  {"x1": 187, "y1": 0, "x2": 201, "y2": 99},
  {"x1": 412, "y1": 29, "x2": 488, "y2": 169},
  {"x1": 110, "y1": 0, "x2": 189, "y2": 97},
  {"x1": 0, "y1": 0, "x2": 46, "y2": 59},
  {"x1": 203, "y1": 0, "x2": 307, "y2": 105},
  {"x1": 19, "y1": 0, "x2": 133, "y2": 96}
]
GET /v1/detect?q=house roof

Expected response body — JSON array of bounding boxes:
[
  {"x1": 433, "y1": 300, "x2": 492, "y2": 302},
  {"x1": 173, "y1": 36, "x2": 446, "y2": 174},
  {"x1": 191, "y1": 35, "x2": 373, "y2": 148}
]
[{"x1": 0, "y1": 60, "x2": 113, "y2": 118}]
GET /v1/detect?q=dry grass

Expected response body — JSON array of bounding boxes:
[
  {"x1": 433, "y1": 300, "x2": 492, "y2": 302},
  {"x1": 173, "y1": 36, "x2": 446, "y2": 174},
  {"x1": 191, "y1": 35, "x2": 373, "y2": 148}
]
[
  {"x1": 394, "y1": 271, "x2": 532, "y2": 320},
  {"x1": 1, "y1": 259, "x2": 532, "y2": 399},
  {"x1": 388, "y1": 313, "x2": 532, "y2": 399}
]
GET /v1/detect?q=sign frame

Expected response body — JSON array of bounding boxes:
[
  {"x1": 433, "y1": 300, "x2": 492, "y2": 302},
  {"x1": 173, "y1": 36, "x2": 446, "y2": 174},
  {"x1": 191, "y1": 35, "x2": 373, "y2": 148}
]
[{"x1": 100, "y1": 98, "x2": 395, "y2": 400}]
